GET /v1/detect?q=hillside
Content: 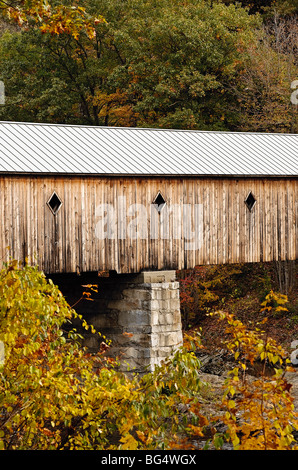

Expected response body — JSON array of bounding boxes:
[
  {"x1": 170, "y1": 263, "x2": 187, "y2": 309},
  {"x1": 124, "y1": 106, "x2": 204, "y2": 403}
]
[
  {"x1": 177, "y1": 262, "x2": 298, "y2": 449},
  {"x1": 179, "y1": 261, "x2": 298, "y2": 354}
]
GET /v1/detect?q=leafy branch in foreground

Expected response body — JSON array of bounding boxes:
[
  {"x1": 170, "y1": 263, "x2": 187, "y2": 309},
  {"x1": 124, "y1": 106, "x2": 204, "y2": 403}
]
[
  {"x1": 0, "y1": 261, "x2": 210, "y2": 450},
  {"x1": 0, "y1": 261, "x2": 297, "y2": 450},
  {"x1": 211, "y1": 309, "x2": 298, "y2": 450},
  {"x1": 0, "y1": 261, "x2": 142, "y2": 450}
]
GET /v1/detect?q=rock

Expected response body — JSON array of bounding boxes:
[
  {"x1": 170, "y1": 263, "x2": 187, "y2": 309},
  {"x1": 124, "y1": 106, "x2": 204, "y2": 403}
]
[
  {"x1": 285, "y1": 369, "x2": 298, "y2": 412},
  {"x1": 196, "y1": 349, "x2": 236, "y2": 375}
]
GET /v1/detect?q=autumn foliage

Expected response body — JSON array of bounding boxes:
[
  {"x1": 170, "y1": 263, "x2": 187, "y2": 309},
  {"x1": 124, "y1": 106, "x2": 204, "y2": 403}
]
[
  {"x1": 213, "y1": 309, "x2": 298, "y2": 450},
  {"x1": 0, "y1": 0, "x2": 104, "y2": 38},
  {"x1": 0, "y1": 261, "x2": 297, "y2": 450},
  {"x1": 0, "y1": 261, "x2": 209, "y2": 450},
  {"x1": 0, "y1": 261, "x2": 140, "y2": 449}
]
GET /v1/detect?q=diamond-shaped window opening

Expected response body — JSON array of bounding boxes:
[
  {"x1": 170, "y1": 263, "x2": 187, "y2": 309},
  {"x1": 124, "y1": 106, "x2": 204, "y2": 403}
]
[
  {"x1": 245, "y1": 191, "x2": 256, "y2": 212},
  {"x1": 47, "y1": 191, "x2": 63, "y2": 215},
  {"x1": 153, "y1": 191, "x2": 166, "y2": 213}
]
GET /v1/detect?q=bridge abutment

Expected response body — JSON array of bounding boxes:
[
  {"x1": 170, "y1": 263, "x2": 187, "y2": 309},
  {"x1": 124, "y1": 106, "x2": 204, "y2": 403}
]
[{"x1": 50, "y1": 270, "x2": 183, "y2": 374}]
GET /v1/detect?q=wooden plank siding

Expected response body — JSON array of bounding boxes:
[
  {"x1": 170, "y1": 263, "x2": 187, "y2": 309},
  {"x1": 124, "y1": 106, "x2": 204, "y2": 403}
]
[{"x1": 0, "y1": 175, "x2": 296, "y2": 274}]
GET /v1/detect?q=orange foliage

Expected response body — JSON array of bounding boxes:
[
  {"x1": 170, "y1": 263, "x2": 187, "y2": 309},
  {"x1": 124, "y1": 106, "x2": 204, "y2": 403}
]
[{"x1": 2, "y1": 1, "x2": 105, "y2": 39}]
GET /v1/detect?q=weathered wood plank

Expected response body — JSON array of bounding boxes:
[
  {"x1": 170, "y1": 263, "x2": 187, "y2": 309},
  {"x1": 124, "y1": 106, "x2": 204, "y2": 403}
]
[{"x1": 0, "y1": 176, "x2": 296, "y2": 273}]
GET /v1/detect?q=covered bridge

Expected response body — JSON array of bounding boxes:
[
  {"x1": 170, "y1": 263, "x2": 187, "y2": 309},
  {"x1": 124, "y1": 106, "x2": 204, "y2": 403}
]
[
  {"x1": 0, "y1": 120, "x2": 297, "y2": 274},
  {"x1": 0, "y1": 121, "x2": 297, "y2": 372}
]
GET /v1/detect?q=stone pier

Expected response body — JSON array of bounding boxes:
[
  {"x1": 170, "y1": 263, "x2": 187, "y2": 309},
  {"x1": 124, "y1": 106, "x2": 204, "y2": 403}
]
[{"x1": 50, "y1": 270, "x2": 183, "y2": 374}]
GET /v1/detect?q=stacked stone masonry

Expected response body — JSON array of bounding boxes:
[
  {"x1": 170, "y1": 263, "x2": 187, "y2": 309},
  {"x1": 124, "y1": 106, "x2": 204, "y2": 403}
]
[
  {"x1": 50, "y1": 270, "x2": 183, "y2": 374},
  {"x1": 100, "y1": 271, "x2": 183, "y2": 373}
]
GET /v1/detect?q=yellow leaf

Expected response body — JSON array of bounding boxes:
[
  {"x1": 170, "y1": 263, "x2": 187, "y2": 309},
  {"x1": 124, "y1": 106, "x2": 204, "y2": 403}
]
[
  {"x1": 232, "y1": 435, "x2": 240, "y2": 448},
  {"x1": 120, "y1": 432, "x2": 139, "y2": 450}
]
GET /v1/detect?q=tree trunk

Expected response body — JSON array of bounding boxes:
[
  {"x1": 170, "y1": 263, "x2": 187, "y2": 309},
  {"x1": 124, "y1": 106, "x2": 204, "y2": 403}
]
[{"x1": 274, "y1": 260, "x2": 296, "y2": 295}]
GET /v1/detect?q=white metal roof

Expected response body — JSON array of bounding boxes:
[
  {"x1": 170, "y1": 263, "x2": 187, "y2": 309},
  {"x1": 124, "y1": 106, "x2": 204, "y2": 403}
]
[{"x1": 0, "y1": 121, "x2": 297, "y2": 176}]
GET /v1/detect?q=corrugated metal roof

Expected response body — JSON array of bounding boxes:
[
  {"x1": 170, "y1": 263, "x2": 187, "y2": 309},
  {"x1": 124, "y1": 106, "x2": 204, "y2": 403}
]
[{"x1": 0, "y1": 121, "x2": 297, "y2": 176}]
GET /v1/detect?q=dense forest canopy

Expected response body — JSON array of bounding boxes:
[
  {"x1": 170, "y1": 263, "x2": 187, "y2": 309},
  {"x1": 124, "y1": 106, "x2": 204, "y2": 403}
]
[{"x1": 0, "y1": 0, "x2": 297, "y2": 132}]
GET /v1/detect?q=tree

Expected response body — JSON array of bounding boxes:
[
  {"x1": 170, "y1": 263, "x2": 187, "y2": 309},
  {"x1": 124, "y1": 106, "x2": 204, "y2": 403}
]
[
  {"x1": 1, "y1": 0, "x2": 295, "y2": 130},
  {"x1": 92, "y1": 0, "x2": 261, "y2": 129},
  {"x1": 0, "y1": 26, "x2": 108, "y2": 124},
  {"x1": 0, "y1": 261, "x2": 140, "y2": 449},
  {"x1": 0, "y1": 0, "x2": 261, "y2": 128},
  {"x1": 0, "y1": 260, "x2": 209, "y2": 450},
  {"x1": 228, "y1": 13, "x2": 298, "y2": 133},
  {"x1": 220, "y1": 0, "x2": 298, "y2": 16}
]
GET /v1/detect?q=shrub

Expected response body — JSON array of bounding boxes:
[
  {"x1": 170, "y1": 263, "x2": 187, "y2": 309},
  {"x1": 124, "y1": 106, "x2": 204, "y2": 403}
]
[
  {"x1": 213, "y1": 310, "x2": 298, "y2": 450},
  {"x1": 0, "y1": 261, "x2": 145, "y2": 449},
  {"x1": 1, "y1": 261, "x2": 296, "y2": 450},
  {"x1": 0, "y1": 261, "x2": 208, "y2": 450}
]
